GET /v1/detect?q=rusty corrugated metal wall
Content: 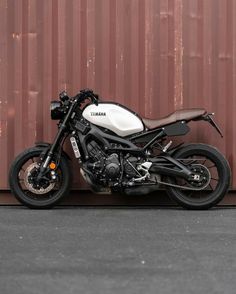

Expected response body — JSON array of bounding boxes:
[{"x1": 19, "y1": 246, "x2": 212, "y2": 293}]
[{"x1": 0, "y1": 0, "x2": 236, "y2": 190}]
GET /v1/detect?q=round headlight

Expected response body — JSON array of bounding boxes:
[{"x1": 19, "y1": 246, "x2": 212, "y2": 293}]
[{"x1": 50, "y1": 101, "x2": 64, "y2": 120}]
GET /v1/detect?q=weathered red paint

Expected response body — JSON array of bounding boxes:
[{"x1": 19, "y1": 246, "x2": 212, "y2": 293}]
[{"x1": 0, "y1": 0, "x2": 235, "y2": 192}]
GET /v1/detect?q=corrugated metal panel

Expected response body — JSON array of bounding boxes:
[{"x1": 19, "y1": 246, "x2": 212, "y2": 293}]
[
  {"x1": 0, "y1": 0, "x2": 236, "y2": 190},
  {"x1": 182, "y1": 0, "x2": 236, "y2": 186}
]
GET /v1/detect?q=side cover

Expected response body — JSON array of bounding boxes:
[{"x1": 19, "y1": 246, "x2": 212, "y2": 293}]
[{"x1": 82, "y1": 103, "x2": 144, "y2": 137}]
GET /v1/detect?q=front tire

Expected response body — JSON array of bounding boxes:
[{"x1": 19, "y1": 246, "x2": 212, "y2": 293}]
[
  {"x1": 9, "y1": 147, "x2": 71, "y2": 209},
  {"x1": 166, "y1": 144, "x2": 231, "y2": 210}
]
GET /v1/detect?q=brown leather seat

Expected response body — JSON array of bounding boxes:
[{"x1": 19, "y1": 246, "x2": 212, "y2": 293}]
[{"x1": 142, "y1": 108, "x2": 207, "y2": 130}]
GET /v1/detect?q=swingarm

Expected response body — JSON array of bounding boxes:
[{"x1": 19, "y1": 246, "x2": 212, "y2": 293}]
[{"x1": 149, "y1": 155, "x2": 197, "y2": 181}]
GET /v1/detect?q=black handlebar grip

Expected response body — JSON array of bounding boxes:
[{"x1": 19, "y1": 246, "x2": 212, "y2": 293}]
[
  {"x1": 80, "y1": 88, "x2": 93, "y2": 94},
  {"x1": 59, "y1": 90, "x2": 69, "y2": 102}
]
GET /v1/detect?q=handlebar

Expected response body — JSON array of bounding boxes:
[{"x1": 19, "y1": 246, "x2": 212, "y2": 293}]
[
  {"x1": 59, "y1": 90, "x2": 69, "y2": 102},
  {"x1": 75, "y1": 89, "x2": 99, "y2": 105},
  {"x1": 59, "y1": 89, "x2": 99, "y2": 106}
]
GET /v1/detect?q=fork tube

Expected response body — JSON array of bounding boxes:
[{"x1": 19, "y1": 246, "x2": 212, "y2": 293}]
[
  {"x1": 42, "y1": 101, "x2": 76, "y2": 168},
  {"x1": 42, "y1": 126, "x2": 66, "y2": 168}
]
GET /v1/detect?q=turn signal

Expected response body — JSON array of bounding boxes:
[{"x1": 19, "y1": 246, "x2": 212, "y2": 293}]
[{"x1": 49, "y1": 162, "x2": 56, "y2": 170}]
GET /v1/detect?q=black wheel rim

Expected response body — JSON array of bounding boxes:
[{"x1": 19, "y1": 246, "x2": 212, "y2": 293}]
[
  {"x1": 17, "y1": 154, "x2": 63, "y2": 203},
  {"x1": 169, "y1": 154, "x2": 221, "y2": 204}
]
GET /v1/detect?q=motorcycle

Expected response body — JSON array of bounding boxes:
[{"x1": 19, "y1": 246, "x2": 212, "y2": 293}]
[{"x1": 9, "y1": 89, "x2": 231, "y2": 209}]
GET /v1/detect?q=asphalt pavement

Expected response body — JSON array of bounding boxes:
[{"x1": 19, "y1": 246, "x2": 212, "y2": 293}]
[{"x1": 0, "y1": 206, "x2": 236, "y2": 294}]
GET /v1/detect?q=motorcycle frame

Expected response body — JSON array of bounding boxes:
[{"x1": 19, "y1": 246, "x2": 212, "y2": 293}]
[{"x1": 37, "y1": 99, "x2": 222, "y2": 182}]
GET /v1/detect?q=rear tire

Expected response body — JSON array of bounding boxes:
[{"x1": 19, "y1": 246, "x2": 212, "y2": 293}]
[
  {"x1": 166, "y1": 144, "x2": 231, "y2": 210},
  {"x1": 9, "y1": 147, "x2": 71, "y2": 209}
]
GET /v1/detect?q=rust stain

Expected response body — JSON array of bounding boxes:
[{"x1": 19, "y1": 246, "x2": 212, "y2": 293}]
[{"x1": 174, "y1": 0, "x2": 183, "y2": 109}]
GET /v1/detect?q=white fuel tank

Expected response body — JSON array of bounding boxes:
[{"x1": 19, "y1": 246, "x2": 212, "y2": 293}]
[{"x1": 82, "y1": 103, "x2": 144, "y2": 137}]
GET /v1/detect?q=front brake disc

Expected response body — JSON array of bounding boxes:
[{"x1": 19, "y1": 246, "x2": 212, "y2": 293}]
[{"x1": 24, "y1": 163, "x2": 55, "y2": 194}]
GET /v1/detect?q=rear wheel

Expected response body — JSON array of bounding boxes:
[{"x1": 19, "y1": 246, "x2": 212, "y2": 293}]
[
  {"x1": 9, "y1": 147, "x2": 71, "y2": 209},
  {"x1": 165, "y1": 144, "x2": 231, "y2": 209}
]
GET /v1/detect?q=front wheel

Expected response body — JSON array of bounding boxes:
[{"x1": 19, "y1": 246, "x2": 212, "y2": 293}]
[
  {"x1": 9, "y1": 147, "x2": 71, "y2": 209},
  {"x1": 165, "y1": 144, "x2": 231, "y2": 210}
]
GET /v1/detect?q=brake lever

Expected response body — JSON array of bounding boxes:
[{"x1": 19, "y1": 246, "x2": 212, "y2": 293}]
[
  {"x1": 59, "y1": 90, "x2": 69, "y2": 102},
  {"x1": 92, "y1": 94, "x2": 99, "y2": 106},
  {"x1": 74, "y1": 89, "x2": 99, "y2": 106}
]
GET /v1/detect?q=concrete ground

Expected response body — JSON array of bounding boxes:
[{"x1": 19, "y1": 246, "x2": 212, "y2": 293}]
[{"x1": 0, "y1": 206, "x2": 236, "y2": 294}]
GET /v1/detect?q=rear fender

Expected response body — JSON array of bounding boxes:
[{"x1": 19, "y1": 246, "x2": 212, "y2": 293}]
[
  {"x1": 193, "y1": 113, "x2": 223, "y2": 137},
  {"x1": 167, "y1": 143, "x2": 185, "y2": 155}
]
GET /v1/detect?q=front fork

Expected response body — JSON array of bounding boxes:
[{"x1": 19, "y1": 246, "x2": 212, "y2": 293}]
[
  {"x1": 42, "y1": 125, "x2": 66, "y2": 169},
  {"x1": 36, "y1": 126, "x2": 66, "y2": 182},
  {"x1": 36, "y1": 102, "x2": 75, "y2": 181}
]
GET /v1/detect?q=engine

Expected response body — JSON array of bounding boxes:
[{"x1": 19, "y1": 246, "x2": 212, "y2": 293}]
[
  {"x1": 86, "y1": 141, "x2": 121, "y2": 186},
  {"x1": 85, "y1": 140, "x2": 141, "y2": 187},
  {"x1": 104, "y1": 153, "x2": 120, "y2": 180},
  {"x1": 82, "y1": 140, "x2": 160, "y2": 195}
]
